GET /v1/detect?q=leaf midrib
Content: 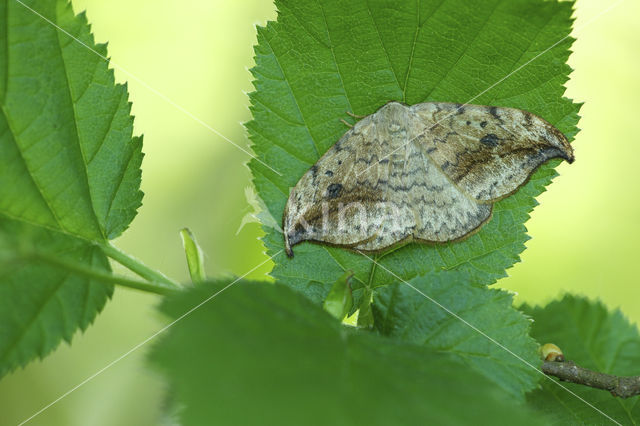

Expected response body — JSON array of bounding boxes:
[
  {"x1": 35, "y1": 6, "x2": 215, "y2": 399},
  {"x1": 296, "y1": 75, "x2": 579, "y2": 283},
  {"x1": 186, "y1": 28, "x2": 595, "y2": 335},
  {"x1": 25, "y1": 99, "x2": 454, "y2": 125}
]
[
  {"x1": 54, "y1": 18, "x2": 106, "y2": 241},
  {"x1": 0, "y1": 211, "x2": 98, "y2": 247},
  {"x1": 262, "y1": 28, "x2": 320, "y2": 158},
  {"x1": 401, "y1": 0, "x2": 421, "y2": 102},
  {"x1": 363, "y1": 0, "x2": 402, "y2": 99},
  {"x1": 317, "y1": 0, "x2": 355, "y2": 120}
]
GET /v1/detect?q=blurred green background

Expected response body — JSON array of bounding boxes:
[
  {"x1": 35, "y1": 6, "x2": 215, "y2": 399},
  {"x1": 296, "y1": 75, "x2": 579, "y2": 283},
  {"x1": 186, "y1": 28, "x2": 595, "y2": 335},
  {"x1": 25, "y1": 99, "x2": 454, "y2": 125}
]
[{"x1": 1, "y1": 0, "x2": 638, "y2": 424}]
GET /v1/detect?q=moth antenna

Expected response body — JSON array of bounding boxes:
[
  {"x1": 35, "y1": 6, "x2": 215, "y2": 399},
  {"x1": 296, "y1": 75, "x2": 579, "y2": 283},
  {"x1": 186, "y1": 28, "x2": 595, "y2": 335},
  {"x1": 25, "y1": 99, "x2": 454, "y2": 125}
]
[
  {"x1": 346, "y1": 111, "x2": 366, "y2": 119},
  {"x1": 340, "y1": 119, "x2": 353, "y2": 128}
]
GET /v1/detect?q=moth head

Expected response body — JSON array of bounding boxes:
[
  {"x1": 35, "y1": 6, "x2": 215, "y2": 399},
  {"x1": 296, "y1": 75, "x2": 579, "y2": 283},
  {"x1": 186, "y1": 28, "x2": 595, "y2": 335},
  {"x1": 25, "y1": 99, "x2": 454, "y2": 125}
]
[{"x1": 379, "y1": 101, "x2": 409, "y2": 135}]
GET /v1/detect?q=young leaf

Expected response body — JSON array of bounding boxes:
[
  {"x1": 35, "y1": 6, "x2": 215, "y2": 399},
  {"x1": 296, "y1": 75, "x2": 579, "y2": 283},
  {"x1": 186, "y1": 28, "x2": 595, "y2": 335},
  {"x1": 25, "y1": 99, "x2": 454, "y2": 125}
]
[
  {"x1": 0, "y1": 0, "x2": 143, "y2": 376},
  {"x1": 523, "y1": 296, "x2": 640, "y2": 424},
  {"x1": 247, "y1": 0, "x2": 579, "y2": 298},
  {"x1": 180, "y1": 228, "x2": 206, "y2": 284},
  {"x1": 357, "y1": 287, "x2": 374, "y2": 328},
  {"x1": 322, "y1": 270, "x2": 353, "y2": 320},
  {"x1": 373, "y1": 270, "x2": 540, "y2": 400},
  {"x1": 151, "y1": 280, "x2": 546, "y2": 425}
]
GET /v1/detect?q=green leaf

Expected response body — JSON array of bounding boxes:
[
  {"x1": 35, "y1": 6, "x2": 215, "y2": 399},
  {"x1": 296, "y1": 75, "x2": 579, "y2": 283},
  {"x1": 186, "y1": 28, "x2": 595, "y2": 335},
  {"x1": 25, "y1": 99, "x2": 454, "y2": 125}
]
[
  {"x1": 322, "y1": 270, "x2": 353, "y2": 320},
  {"x1": 357, "y1": 286, "x2": 374, "y2": 328},
  {"x1": 151, "y1": 280, "x2": 546, "y2": 425},
  {"x1": 0, "y1": 0, "x2": 142, "y2": 376},
  {"x1": 247, "y1": 0, "x2": 579, "y2": 403},
  {"x1": 373, "y1": 270, "x2": 540, "y2": 400},
  {"x1": 523, "y1": 296, "x2": 640, "y2": 425},
  {"x1": 247, "y1": 0, "x2": 579, "y2": 298},
  {"x1": 0, "y1": 218, "x2": 113, "y2": 378}
]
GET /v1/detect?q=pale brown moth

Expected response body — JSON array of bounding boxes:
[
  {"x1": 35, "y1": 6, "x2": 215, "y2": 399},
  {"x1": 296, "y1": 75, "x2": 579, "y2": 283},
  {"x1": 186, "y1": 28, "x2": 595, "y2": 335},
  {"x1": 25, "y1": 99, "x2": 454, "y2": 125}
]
[{"x1": 283, "y1": 101, "x2": 573, "y2": 257}]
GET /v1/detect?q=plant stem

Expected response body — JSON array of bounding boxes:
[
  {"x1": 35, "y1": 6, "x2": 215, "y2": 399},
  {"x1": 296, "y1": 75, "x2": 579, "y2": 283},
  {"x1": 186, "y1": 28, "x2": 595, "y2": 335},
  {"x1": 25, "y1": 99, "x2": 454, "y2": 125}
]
[
  {"x1": 101, "y1": 242, "x2": 180, "y2": 288},
  {"x1": 543, "y1": 360, "x2": 640, "y2": 398},
  {"x1": 357, "y1": 253, "x2": 378, "y2": 328},
  {"x1": 365, "y1": 253, "x2": 379, "y2": 291},
  {"x1": 29, "y1": 253, "x2": 177, "y2": 295}
]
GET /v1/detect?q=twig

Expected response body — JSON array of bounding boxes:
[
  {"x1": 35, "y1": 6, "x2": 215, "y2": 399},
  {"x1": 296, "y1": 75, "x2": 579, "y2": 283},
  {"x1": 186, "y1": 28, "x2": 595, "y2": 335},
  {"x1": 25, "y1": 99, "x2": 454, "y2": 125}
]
[{"x1": 542, "y1": 361, "x2": 640, "y2": 399}]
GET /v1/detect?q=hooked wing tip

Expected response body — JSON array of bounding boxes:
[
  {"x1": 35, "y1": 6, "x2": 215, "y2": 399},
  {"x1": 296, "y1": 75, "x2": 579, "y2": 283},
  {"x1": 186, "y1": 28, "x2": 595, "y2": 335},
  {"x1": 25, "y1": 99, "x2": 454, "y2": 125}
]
[
  {"x1": 543, "y1": 144, "x2": 574, "y2": 165},
  {"x1": 565, "y1": 151, "x2": 575, "y2": 164},
  {"x1": 546, "y1": 125, "x2": 574, "y2": 164},
  {"x1": 285, "y1": 240, "x2": 294, "y2": 258},
  {"x1": 284, "y1": 225, "x2": 308, "y2": 258},
  {"x1": 553, "y1": 142, "x2": 574, "y2": 164},
  {"x1": 284, "y1": 224, "x2": 294, "y2": 257},
  {"x1": 558, "y1": 135, "x2": 574, "y2": 164},
  {"x1": 283, "y1": 202, "x2": 294, "y2": 258}
]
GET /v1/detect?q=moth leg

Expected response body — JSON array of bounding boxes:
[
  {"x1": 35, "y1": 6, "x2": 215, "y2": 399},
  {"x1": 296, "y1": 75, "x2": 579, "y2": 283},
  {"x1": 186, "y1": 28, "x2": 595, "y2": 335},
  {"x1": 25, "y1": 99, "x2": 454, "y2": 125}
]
[
  {"x1": 346, "y1": 111, "x2": 367, "y2": 119},
  {"x1": 340, "y1": 118, "x2": 353, "y2": 128}
]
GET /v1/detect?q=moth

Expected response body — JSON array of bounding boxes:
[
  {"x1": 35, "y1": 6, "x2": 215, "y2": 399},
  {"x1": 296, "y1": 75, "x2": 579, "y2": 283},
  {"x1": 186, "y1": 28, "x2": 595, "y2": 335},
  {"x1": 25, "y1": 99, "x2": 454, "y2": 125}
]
[{"x1": 283, "y1": 101, "x2": 573, "y2": 257}]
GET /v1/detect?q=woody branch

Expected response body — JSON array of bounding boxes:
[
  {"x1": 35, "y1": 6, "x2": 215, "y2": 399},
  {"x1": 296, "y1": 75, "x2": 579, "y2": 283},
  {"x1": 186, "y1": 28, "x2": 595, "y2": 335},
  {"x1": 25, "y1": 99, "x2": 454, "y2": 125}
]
[{"x1": 543, "y1": 361, "x2": 640, "y2": 399}]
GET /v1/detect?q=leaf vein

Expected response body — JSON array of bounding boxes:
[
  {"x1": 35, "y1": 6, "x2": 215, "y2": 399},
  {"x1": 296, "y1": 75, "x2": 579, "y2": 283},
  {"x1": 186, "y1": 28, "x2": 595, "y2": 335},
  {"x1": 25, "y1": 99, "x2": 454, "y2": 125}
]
[
  {"x1": 54, "y1": 21, "x2": 105, "y2": 239},
  {"x1": 261, "y1": 32, "x2": 321, "y2": 158},
  {"x1": 423, "y1": 0, "x2": 503, "y2": 101}
]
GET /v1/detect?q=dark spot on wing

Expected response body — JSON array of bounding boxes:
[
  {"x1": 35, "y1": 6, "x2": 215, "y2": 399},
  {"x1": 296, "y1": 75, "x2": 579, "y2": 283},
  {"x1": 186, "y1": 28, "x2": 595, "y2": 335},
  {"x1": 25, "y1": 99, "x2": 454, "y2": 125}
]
[
  {"x1": 326, "y1": 183, "x2": 343, "y2": 199},
  {"x1": 325, "y1": 170, "x2": 334, "y2": 177},
  {"x1": 480, "y1": 121, "x2": 487, "y2": 128},
  {"x1": 489, "y1": 106, "x2": 503, "y2": 123},
  {"x1": 480, "y1": 134, "x2": 500, "y2": 147}
]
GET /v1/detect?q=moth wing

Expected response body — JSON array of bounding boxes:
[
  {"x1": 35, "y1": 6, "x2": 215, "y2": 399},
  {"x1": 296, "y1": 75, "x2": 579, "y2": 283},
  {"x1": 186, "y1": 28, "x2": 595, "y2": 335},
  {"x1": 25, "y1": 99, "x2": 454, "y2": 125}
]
[
  {"x1": 353, "y1": 136, "x2": 492, "y2": 251},
  {"x1": 410, "y1": 103, "x2": 573, "y2": 202},
  {"x1": 284, "y1": 115, "x2": 389, "y2": 254}
]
